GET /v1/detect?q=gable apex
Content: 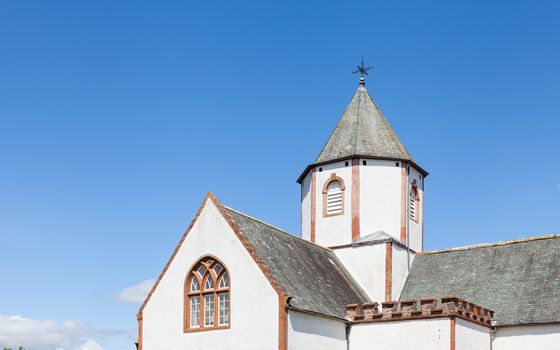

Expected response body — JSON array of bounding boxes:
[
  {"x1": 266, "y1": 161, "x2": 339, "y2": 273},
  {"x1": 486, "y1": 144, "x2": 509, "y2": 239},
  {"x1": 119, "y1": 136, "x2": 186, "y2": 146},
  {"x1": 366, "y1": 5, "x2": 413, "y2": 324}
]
[{"x1": 137, "y1": 192, "x2": 288, "y2": 321}]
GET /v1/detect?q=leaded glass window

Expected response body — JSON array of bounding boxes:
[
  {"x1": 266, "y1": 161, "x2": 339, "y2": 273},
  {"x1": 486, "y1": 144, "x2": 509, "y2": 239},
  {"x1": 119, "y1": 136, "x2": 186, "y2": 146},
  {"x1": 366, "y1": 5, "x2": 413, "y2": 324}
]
[
  {"x1": 204, "y1": 295, "x2": 215, "y2": 326},
  {"x1": 185, "y1": 256, "x2": 230, "y2": 332},
  {"x1": 219, "y1": 293, "x2": 230, "y2": 325},
  {"x1": 219, "y1": 272, "x2": 229, "y2": 289},
  {"x1": 190, "y1": 296, "x2": 200, "y2": 327}
]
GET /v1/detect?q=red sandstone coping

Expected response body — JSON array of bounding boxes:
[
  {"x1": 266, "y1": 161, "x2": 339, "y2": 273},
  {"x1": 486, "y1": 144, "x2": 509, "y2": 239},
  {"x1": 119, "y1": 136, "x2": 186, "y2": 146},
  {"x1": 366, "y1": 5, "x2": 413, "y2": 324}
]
[{"x1": 346, "y1": 295, "x2": 494, "y2": 328}]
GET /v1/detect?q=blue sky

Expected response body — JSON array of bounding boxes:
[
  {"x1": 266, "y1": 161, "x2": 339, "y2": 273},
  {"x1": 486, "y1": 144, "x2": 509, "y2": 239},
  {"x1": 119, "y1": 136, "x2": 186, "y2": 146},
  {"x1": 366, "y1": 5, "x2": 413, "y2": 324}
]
[{"x1": 1, "y1": 0, "x2": 559, "y2": 349}]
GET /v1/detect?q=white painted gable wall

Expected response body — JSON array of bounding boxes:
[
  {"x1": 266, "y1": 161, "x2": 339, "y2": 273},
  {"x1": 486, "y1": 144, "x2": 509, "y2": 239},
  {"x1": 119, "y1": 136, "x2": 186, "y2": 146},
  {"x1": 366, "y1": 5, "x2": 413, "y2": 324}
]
[{"x1": 142, "y1": 199, "x2": 279, "y2": 350}]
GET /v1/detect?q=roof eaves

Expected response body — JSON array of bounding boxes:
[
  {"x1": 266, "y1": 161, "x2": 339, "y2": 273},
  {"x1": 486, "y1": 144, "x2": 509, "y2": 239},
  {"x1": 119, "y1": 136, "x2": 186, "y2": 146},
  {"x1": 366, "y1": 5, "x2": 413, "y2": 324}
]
[
  {"x1": 296, "y1": 156, "x2": 429, "y2": 184},
  {"x1": 286, "y1": 303, "x2": 351, "y2": 323},
  {"x1": 496, "y1": 320, "x2": 560, "y2": 328}
]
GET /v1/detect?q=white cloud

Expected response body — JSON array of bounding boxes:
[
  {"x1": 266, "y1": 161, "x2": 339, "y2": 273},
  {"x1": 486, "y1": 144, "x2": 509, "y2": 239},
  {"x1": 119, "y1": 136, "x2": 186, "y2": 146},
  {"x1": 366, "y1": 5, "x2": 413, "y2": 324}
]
[
  {"x1": 0, "y1": 315, "x2": 105, "y2": 350},
  {"x1": 76, "y1": 339, "x2": 104, "y2": 350},
  {"x1": 114, "y1": 279, "x2": 154, "y2": 304}
]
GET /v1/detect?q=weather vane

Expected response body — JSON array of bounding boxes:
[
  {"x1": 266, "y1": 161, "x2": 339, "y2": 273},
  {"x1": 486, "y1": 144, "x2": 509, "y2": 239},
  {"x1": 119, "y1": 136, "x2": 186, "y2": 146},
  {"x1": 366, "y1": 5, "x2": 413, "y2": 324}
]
[{"x1": 352, "y1": 55, "x2": 374, "y2": 83}]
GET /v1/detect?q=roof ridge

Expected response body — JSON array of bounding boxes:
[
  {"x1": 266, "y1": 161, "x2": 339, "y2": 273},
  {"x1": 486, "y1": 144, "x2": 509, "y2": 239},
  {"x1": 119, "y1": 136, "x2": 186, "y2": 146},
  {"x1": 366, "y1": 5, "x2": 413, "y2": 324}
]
[
  {"x1": 313, "y1": 87, "x2": 361, "y2": 163},
  {"x1": 366, "y1": 93, "x2": 412, "y2": 160},
  {"x1": 421, "y1": 233, "x2": 560, "y2": 255},
  {"x1": 223, "y1": 206, "x2": 334, "y2": 253},
  {"x1": 312, "y1": 84, "x2": 415, "y2": 165},
  {"x1": 353, "y1": 86, "x2": 363, "y2": 156}
]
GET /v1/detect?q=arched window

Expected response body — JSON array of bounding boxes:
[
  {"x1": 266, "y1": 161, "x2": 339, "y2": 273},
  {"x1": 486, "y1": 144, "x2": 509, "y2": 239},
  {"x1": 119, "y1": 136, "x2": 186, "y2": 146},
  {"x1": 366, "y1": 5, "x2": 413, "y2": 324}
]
[
  {"x1": 410, "y1": 182, "x2": 420, "y2": 223},
  {"x1": 322, "y1": 174, "x2": 346, "y2": 217},
  {"x1": 185, "y1": 256, "x2": 230, "y2": 332}
]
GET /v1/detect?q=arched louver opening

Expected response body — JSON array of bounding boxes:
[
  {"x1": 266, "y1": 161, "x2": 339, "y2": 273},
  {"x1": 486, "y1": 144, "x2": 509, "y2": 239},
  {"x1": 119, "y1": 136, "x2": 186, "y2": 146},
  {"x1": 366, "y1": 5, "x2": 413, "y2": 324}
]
[
  {"x1": 410, "y1": 182, "x2": 420, "y2": 223},
  {"x1": 322, "y1": 174, "x2": 346, "y2": 217},
  {"x1": 184, "y1": 256, "x2": 230, "y2": 332}
]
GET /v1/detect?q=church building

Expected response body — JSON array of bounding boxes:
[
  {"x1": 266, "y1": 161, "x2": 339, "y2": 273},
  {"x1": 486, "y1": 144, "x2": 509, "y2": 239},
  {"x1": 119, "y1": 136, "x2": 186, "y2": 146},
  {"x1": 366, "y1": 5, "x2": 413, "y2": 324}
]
[{"x1": 137, "y1": 75, "x2": 560, "y2": 349}]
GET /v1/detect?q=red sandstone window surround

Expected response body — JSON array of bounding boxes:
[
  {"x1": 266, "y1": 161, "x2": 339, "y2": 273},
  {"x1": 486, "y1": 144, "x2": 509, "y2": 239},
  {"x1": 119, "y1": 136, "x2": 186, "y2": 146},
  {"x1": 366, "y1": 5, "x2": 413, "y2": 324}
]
[
  {"x1": 322, "y1": 174, "x2": 346, "y2": 217},
  {"x1": 184, "y1": 256, "x2": 230, "y2": 332},
  {"x1": 410, "y1": 181, "x2": 420, "y2": 223}
]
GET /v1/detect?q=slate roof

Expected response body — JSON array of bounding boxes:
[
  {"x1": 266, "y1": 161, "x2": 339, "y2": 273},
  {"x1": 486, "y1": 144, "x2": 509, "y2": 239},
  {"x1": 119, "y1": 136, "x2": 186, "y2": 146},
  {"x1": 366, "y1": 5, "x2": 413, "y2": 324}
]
[
  {"x1": 297, "y1": 82, "x2": 427, "y2": 183},
  {"x1": 316, "y1": 83, "x2": 413, "y2": 164},
  {"x1": 225, "y1": 207, "x2": 370, "y2": 320},
  {"x1": 400, "y1": 235, "x2": 560, "y2": 326}
]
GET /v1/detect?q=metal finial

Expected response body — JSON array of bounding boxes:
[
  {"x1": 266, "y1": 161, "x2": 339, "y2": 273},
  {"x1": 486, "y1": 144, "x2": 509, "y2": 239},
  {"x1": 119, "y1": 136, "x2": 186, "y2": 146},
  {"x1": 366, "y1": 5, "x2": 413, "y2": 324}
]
[{"x1": 352, "y1": 55, "x2": 374, "y2": 84}]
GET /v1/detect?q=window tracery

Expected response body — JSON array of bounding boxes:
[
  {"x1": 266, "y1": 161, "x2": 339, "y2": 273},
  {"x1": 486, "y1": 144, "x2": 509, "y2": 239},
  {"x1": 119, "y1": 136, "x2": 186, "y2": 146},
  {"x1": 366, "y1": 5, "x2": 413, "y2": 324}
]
[{"x1": 185, "y1": 256, "x2": 230, "y2": 331}]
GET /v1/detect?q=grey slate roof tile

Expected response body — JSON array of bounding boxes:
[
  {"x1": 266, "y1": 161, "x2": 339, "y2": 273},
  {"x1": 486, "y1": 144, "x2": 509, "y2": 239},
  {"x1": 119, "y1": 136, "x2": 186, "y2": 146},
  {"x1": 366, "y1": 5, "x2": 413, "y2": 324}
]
[
  {"x1": 400, "y1": 236, "x2": 560, "y2": 326},
  {"x1": 225, "y1": 207, "x2": 370, "y2": 319},
  {"x1": 315, "y1": 84, "x2": 413, "y2": 164}
]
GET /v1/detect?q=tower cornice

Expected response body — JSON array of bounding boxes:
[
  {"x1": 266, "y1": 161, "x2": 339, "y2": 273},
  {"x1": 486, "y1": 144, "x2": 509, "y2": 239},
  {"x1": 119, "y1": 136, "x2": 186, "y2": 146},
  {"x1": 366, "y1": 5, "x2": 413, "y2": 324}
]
[{"x1": 296, "y1": 155, "x2": 429, "y2": 184}]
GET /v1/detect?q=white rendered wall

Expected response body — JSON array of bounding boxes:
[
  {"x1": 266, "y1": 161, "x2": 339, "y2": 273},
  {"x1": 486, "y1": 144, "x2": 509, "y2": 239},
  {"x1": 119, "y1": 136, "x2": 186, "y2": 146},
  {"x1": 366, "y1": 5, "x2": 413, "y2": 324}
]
[
  {"x1": 350, "y1": 318, "x2": 450, "y2": 350},
  {"x1": 407, "y1": 165, "x2": 424, "y2": 252},
  {"x1": 313, "y1": 160, "x2": 353, "y2": 247},
  {"x1": 287, "y1": 311, "x2": 347, "y2": 350},
  {"x1": 301, "y1": 172, "x2": 312, "y2": 241},
  {"x1": 391, "y1": 244, "x2": 414, "y2": 301},
  {"x1": 334, "y1": 242, "x2": 414, "y2": 302},
  {"x1": 360, "y1": 159, "x2": 402, "y2": 241},
  {"x1": 456, "y1": 318, "x2": 490, "y2": 350},
  {"x1": 333, "y1": 244, "x2": 387, "y2": 302},
  {"x1": 142, "y1": 199, "x2": 279, "y2": 350},
  {"x1": 300, "y1": 158, "x2": 425, "y2": 251},
  {"x1": 493, "y1": 324, "x2": 560, "y2": 350}
]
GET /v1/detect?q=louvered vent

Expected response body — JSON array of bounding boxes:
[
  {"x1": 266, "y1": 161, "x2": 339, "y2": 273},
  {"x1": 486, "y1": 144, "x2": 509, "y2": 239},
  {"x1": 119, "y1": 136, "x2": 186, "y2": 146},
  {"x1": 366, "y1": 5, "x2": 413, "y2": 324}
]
[
  {"x1": 410, "y1": 186, "x2": 418, "y2": 222},
  {"x1": 326, "y1": 181, "x2": 343, "y2": 215}
]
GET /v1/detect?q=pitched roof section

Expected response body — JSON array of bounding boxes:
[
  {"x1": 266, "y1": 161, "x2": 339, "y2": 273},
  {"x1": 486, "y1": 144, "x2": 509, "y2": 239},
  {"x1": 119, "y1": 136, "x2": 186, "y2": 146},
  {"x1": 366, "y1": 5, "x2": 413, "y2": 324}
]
[
  {"x1": 316, "y1": 83, "x2": 413, "y2": 164},
  {"x1": 400, "y1": 235, "x2": 560, "y2": 326},
  {"x1": 297, "y1": 83, "x2": 427, "y2": 183},
  {"x1": 139, "y1": 193, "x2": 370, "y2": 321},
  {"x1": 225, "y1": 207, "x2": 370, "y2": 320}
]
